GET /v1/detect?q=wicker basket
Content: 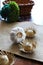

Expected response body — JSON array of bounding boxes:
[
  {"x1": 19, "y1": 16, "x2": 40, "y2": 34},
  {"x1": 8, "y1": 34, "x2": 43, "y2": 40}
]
[{"x1": 3, "y1": 0, "x2": 34, "y2": 16}]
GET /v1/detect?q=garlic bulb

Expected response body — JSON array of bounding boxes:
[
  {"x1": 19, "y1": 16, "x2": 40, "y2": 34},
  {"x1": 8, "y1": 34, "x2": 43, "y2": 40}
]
[
  {"x1": 0, "y1": 55, "x2": 9, "y2": 65},
  {"x1": 25, "y1": 28, "x2": 36, "y2": 38},
  {"x1": 20, "y1": 42, "x2": 33, "y2": 52},
  {"x1": 19, "y1": 39, "x2": 36, "y2": 53},
  {"x1": 10, "y1": 27, "x2": 26, "y2": 43}
]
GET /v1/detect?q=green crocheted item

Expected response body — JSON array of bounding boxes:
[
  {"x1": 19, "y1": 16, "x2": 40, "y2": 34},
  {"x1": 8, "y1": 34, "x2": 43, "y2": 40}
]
[{"x1": 1, "y1": 1, "x2": 20, "y2": 23}]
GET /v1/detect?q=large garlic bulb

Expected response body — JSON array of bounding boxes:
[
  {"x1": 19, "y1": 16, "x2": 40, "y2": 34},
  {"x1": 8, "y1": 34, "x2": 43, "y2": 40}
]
[
  {"x1": 10, "y1": 27, "x2": 26, "y2": 43},
  {"x1": 0, "y1": 55, "x2": 9, "y2": 65}
]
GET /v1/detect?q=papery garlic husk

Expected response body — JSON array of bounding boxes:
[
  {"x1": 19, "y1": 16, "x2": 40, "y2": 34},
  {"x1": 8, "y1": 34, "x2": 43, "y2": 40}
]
[
  {"x1": 0, "y1": 55, "x2": 9, "y2": 65},
  {"x1": 25, "y1": 27, "x2": 36, "y2": 38},
  {"x1": 10, "y1": 27, "x2": 26, "y2": 43},
  {"x1": 19, "y1": 39, "x2": 36, "y2": 53}
]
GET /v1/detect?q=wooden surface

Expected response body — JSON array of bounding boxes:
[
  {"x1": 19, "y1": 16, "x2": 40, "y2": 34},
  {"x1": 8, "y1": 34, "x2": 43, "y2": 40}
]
[
  {"x1": 14, "y1": 57, "x2": 43, "y2": 65},
  {"x1": 0, "y1": 21, "x2": 43, "y2": 65}
]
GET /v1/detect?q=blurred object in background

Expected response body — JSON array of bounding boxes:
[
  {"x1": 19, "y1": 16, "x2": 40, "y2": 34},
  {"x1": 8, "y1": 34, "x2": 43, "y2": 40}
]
[
  {"x1": 2, "y1": 0, "x2": 34, "y2": 16},
  {"x1": 32, "y1": 0, "x2": 43, "y2": 25},
  {"x1": 0, "y1": 1, "x2": 20, "y2": 23}
]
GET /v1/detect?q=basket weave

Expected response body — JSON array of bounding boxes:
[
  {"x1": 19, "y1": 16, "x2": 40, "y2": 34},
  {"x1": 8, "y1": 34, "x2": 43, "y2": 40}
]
[{"x1": 3, "y1": 0, "x2": 34, "y2": 16}]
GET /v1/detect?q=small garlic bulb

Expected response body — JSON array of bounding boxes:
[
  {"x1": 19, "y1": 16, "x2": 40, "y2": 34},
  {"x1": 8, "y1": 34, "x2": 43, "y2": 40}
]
[
  {"x1": 19, "y1": 39, "x2": 36, "y2": 53},
  {"x1": 25, "y1": 28, "x2": 36, "y2": 37},
  {"x1": 0, "y1": 55, "x2": 9, "y2": 65},
  {"x1": 10, "y1": 27, "x2": 26, "y2": 43},
  {"x1": 20, "y1": 42, "x2": 33, "y2": 52}
]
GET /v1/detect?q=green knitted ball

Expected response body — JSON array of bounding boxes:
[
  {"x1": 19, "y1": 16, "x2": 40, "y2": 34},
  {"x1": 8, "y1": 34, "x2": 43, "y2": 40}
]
[{"x1": 1, "y1": 1, "x2": 20, "y2": 23}]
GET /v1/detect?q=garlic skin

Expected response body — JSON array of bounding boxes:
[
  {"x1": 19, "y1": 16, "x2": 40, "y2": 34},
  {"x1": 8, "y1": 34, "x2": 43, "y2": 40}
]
[
  {"x1": 25, "y1": 28, "x2": 36, "y2": 38},
  {"x1": 10, "y1": 27, "x2": 26, "y2": 43},
  {"x1": 20, "y1": 42, "x2": 33, "y2": 52},
  {"x1": 0, "y1": 55, "x2": 9, "y2": 65},
  {"x1": 19, "y1": 39, "x2": 36, "y2": 53}
]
